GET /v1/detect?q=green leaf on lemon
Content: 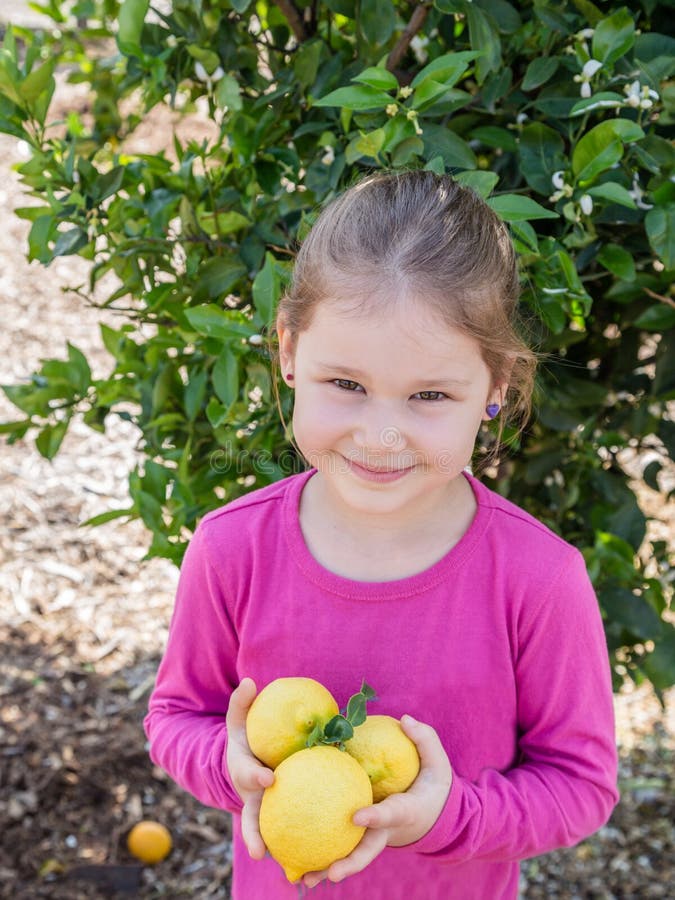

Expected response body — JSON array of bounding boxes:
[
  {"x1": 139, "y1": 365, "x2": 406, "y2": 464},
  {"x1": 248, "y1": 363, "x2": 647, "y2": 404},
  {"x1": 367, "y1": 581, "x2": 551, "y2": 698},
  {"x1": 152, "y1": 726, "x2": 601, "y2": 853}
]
[{"x1": 306, "y1": 681, "x2": 377, "y2": 750}]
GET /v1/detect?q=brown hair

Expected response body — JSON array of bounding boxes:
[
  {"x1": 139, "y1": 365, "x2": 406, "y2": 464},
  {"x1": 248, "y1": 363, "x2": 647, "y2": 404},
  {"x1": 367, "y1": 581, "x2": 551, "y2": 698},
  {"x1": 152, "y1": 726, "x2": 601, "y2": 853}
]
[{"x1": 274, "y1": 170, "x2": 537, "y2": 454}]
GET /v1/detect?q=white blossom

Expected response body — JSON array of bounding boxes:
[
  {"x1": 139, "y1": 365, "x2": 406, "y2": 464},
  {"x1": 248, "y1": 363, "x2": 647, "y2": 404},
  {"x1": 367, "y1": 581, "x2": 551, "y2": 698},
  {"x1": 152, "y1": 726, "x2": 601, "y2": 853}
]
[
  {"x1": 573, "y1": 58, "x2": 602, "y2": 96},
  {"x1": 583, "y1": 59, "x2": 603, "y2": 78},
  {"x1": 406, "y1": 109, "x2": 423, "y2": 135},
  {"x1": 574, "y1": 28, "x2": 595, "y2": 53},
  {"x1": 549, "y1": 171, "x2": 573, "y2": 203},
  {"x1": 579, "y1": 194, "x2": 593, "y2": 215},
  {"x1": 410, "y1": 35, "x2": 429, "y2": 65},
  {"x1": 623, "y1": 80, "x2": 659, "y2": 109},
  {"x1": 248, "y1": 334, "x2": 264, "y2": 346},
  {"x1": 195, "y1": 61, "x2": 209, "y2": 82},
  {"x1": 321, "y1": 145, "x2": 335, "y2": 166},
  {"x1": 194, "y1": 61, "x2": 225, "y2": 90},
  {"x1": 629, "y1": 175, "x2": 653, "y2": 210},
  {"x1": 552, "y1": 171, "x2": 566, "y2": 190}
]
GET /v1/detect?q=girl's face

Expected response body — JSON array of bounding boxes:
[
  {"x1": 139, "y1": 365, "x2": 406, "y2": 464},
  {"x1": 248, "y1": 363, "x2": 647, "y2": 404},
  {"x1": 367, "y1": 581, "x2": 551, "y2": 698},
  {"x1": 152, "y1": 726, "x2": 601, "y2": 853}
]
[{"x1": 278, "y1": 297, "x2": 504, "y2": 525}]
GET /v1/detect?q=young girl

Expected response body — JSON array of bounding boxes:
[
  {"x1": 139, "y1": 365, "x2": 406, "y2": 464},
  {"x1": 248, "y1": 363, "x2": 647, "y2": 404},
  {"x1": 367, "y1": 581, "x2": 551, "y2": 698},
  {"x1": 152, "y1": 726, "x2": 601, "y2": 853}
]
[{"x1": 144, "y1": 171, "x2": 619, "y2": 899}]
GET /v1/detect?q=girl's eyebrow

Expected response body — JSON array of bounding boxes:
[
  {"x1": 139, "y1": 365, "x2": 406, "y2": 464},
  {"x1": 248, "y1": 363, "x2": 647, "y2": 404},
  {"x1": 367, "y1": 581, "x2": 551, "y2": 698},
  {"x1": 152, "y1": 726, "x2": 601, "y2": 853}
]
[
  {"x1": 416, "y1": 377, "x2": 471, "y2": 389},
  {"x1": 316, "y1": 363, "x2": 471, "y2": 388},
  {"x1": 317, "y1": 363, "x2": 369, "y2": 380}
]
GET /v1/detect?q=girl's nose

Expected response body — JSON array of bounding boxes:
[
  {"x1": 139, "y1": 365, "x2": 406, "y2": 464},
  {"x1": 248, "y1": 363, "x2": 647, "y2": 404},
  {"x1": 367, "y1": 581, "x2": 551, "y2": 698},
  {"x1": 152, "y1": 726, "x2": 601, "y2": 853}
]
[{"x1": 352, "y1": 410, "x2": 406, "y2": 452}]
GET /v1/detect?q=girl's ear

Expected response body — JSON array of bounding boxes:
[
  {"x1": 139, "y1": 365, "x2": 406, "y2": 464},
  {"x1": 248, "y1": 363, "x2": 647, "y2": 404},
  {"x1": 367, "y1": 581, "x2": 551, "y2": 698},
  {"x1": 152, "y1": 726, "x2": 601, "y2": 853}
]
[
  {"x1": 482, "y1": 381, "x2": 508, "y2": 421},
  {"x1": 276, "y1": 314, "x2": 295, "y2": 380}
]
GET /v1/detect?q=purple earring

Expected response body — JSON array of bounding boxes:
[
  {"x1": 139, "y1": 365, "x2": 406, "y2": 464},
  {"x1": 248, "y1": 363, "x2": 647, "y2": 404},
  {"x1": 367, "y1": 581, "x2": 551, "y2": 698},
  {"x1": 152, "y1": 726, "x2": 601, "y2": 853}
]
[{"x1": 486, "y1": 403, "x2": 500, "y2": 419}]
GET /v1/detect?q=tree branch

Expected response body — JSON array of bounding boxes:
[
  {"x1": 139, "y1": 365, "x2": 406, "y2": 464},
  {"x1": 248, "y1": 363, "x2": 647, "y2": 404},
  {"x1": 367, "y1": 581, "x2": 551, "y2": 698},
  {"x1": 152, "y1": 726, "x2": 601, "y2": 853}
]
[
  {"x1": 274, "y1": 0, "x2": 308, "y2": 42},
  {"x1": 386, "y1": 2, "x2": 432, "y2": 72},
  {"x1": 644, "y1": 286, "x2": 675, "y2": 309}
]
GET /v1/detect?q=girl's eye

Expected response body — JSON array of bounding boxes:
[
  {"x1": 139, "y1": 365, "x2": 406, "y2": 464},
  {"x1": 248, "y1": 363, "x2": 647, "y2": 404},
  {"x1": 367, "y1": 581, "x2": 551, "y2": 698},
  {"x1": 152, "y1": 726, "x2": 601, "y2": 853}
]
[
  {"x1": 333, "y1": 378, "x2": 363, "y2": 392},
  {"x1": 414, "y1": 390, "x2": 447, "y2": 401}
]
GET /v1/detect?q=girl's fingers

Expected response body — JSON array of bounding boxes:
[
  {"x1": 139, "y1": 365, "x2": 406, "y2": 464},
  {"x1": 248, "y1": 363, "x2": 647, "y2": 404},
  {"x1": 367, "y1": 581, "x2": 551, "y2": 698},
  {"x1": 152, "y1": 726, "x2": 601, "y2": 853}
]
[
  {"x1": 327, "y1": 828, "x2": 389, "y2": 883},
  {"x1": 226, "y1": 677, "x2": 257, "y2": 731},
  {"x1": 226, "y1": 732, "x2": 274, "y2": 795},
  {"x1": 400, "y1": 715, "x2": 452, "y2": 782},
  {"x1": 236, "y1": 755, "x2": 275, "y2": 792},
  {"x1": 353, "y1": 793, "x2": 412, "y2": 831},
  {"x1": 304, "y1": 828, "x2": 388, "y2": 887},
  {"x1": 225, "y1": 678, "x2": 274, "y2": 794},
  {"x1": 241, "y1": 794, "x2": 268, "y2": 860}
]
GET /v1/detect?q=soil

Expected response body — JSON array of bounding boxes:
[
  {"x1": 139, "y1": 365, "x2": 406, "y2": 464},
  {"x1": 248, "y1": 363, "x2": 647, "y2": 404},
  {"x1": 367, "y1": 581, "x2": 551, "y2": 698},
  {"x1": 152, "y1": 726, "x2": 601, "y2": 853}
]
[{"x1": 0, "y1": 5, "x2": 673, "y2": 898}]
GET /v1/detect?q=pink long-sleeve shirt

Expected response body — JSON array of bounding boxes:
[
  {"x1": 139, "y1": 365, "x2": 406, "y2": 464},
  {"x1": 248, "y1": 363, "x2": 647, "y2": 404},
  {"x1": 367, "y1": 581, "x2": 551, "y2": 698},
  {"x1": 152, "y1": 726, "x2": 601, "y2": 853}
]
[{"x1": 144, "y1": 469, "x2": 619, "y2": 899}]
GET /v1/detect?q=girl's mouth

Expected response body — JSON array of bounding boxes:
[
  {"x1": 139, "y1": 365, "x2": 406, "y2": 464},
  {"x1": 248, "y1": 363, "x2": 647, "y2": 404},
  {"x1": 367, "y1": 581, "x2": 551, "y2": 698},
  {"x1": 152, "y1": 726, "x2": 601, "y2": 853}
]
[{"x1": 346, "y1": 458, "x2": 414, "y2": 483}]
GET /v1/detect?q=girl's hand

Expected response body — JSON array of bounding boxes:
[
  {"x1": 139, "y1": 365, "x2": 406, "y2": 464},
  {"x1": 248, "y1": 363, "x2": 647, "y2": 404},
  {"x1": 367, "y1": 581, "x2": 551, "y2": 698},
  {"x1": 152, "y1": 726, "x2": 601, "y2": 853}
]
[
  {"x1": 303, "y1": 715, "x2": 452, "y2": 888},
  {"x1": 225, "y1": 677, "x2": 275, "y2": 859}
]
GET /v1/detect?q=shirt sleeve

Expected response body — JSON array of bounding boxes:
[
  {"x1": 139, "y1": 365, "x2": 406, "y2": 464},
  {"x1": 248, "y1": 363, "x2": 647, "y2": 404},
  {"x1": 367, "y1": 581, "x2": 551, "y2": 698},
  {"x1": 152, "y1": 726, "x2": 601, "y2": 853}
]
[
  {"x1": 412, "y1": 548, "x2": 619, "y2": 862},
  {"x1": 143, "y1": 522, "x2": 243, "y2": 812}
]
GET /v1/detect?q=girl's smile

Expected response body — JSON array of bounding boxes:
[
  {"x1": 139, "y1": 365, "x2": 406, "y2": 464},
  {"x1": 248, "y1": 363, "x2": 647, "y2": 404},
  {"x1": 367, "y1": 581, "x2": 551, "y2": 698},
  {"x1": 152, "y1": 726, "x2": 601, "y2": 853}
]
[{"x1": 344, "y1": 456, "x2": 416, "y2": 483}]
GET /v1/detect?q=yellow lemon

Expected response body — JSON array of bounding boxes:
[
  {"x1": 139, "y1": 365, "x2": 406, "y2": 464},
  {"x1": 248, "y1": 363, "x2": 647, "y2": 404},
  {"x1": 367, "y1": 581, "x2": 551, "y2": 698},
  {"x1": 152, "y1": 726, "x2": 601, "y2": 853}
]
[
  {"x1": 246, "y1": 676, "x2": 339, "y2": 769},
  {"x1": 126, "y1": 820, "x2": 172, "y2": 864},
  {"x1": 345, "y1": 714, "x2": 420, "y2": 802},
  {"x1": 260, "y1": 745, "x2": 373, "y2": 882}
]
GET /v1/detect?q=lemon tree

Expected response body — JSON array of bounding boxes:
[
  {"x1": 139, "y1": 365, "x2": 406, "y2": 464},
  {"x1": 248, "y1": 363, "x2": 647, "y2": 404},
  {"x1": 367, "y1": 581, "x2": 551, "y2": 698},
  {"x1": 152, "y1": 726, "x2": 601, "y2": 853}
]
[{"x1": 0, "y1": 1, "x2": 673, "y2": 693}]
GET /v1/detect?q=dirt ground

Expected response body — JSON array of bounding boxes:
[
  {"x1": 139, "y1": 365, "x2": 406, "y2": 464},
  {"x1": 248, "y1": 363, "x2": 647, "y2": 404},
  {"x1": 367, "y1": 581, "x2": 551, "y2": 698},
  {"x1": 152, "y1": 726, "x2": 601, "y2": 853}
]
[{"x1": 0, "y1": 8, "x2": 674, "y2": 898}]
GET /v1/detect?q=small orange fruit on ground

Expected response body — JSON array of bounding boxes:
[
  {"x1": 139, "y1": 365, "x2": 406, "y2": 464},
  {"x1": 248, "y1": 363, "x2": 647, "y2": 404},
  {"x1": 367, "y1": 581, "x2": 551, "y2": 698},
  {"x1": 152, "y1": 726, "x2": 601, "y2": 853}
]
[
  {"x1": 246, "y1": 676, "x2": 339, "y2": 769},
  {"x1": 259, "y1": 744, "x2": 373, "y2": 882},
  {"x1": 126, "y1": 820, "x2": 172, "y2": 864},
  {"x1": 345, "y1": 714, "x2": 420, "y2": 802}
]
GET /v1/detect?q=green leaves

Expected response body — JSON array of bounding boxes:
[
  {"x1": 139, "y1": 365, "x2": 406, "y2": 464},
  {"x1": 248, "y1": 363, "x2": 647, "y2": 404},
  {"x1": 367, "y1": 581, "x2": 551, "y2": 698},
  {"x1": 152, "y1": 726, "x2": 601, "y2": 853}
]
[
  {"x1": 487, "y1": 194, "x2": 559, "y2": 222},
  {"x1": 185, "y1": 304, "x2": 254, "y2": 341},
  {"x1": 0, "y1": 341, "x2": 91, "y2": 460},
  {"x1": 645, "y1": 205, "x2": 675, "y2": 270},
  {"x1": 0, "y1": 35, "x2": 55, "y2": 115},
  {"x1": 466, "y1": 4, "x2": 501, "y2": 83},
  {"x1": 359, "y1": 0, "x2": 396, "y2": 46},
  {"x1": 411, "y1": 52, "x2": 479, "y2": 90},
  {"x1": 310, "y1": 682, "x2": 377, "y2": 749},
  {"x1": 522, "y1": 57, "x2": 559, "y2": 92},
  {"x1": 353, "y1": 67, "x2": 399, "y2": 92},
  {"x1": 572, "y1": 120, "x2": 644, "y2": 184},
  {"x1": 597, "y1": 244, "x2": 636, "y2": 281},
  {"x1": 314, "y1": 85, "x2": 393, "y2": 111},
  {"x1": 117, "y1": 0, "x2": 150, "y2": 53},
  {"x1": 518, "y1": 123, "x2": 566, "y2": 195},
  {"x1": 344, "y1": 682, "x2": 377, "y2": 728},
  {"x1": 592, "y1": 7, "x2": 635, "y2": 66},
  {"x1": 252, "y1": 252, "x2": 283, "y2": 327},
  {"x1": 191, "y1": 259, "x2": 247, "y2": 303}
]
